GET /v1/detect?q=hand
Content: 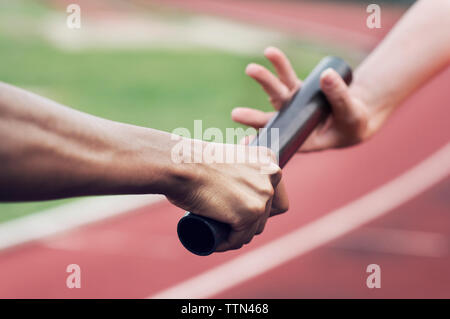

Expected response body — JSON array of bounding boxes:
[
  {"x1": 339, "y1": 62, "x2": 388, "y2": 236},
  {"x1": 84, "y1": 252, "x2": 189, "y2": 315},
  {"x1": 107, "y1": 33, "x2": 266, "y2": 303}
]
[
  {"x1": 166, "y1": 141, "x2": 289, "y2": 252},
  {"x1": 232, "y1": 47, "x2": 377, "y2": 152}
]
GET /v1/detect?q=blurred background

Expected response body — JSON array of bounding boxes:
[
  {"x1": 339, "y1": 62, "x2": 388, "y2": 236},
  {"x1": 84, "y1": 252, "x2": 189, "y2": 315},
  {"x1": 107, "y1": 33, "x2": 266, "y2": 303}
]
[
  {"x1": 0, "y1": 0, "x2": 448, "y2": 298},
  {"x1": 0, "y1": 0, "x2": 352, "y2": 221}
]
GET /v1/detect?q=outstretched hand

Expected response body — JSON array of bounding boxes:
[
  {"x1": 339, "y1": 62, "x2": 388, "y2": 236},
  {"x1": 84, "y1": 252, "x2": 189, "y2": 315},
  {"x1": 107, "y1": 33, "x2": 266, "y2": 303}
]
[{"x1": 232, "y1": 47, "x2": 376, "y2": 152}]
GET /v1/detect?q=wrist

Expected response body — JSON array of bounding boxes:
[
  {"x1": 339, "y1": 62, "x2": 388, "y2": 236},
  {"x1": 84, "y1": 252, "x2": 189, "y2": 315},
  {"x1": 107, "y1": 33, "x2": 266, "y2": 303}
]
[
  {"x1": 349, "y1": 71, "x2": 391, "y2": 138},
  {"x1": 349, "y1": 70, "x2": 376, "y2": 111},
  {"x1": 100, "y1": 122, "x2": 190, "y2": 196},
  {"x1": 160, "y1": 138, "x2": 207, "y2": 200}
]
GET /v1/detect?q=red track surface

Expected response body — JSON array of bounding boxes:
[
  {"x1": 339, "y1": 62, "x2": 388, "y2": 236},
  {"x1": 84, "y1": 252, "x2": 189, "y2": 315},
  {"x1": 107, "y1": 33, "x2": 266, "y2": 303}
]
[
  {"x1": 0, "y1": 1, "x2": 449, "y2": 298},
  {"x1": 147, "y1": 0, "x2": 407, "y2": 50}
]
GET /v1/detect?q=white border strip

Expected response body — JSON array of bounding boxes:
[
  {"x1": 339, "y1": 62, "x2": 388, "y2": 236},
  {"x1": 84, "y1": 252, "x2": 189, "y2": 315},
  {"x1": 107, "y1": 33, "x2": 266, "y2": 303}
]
[
  {"x1": 150, "y1": 143, "x2": 450, "y2": 299},
  {"x1": 0, "y1": 194, "x2": 164, "y2": 251}
]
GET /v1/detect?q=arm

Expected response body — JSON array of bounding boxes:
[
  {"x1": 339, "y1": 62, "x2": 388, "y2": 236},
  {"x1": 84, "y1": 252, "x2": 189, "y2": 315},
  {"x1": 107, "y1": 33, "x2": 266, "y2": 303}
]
[
  {"x1": 0, "y1": 81, "x2": 179, "y2": 201},
  {"x1": 351, "y1": 0, "x2": 450, "y2": 134},
  {"x1": 232, "y1": 0, "x2": 450, "y2": 151},
  {"x1": 0, "y1": 82, "x2": 288, "y2": 251}
]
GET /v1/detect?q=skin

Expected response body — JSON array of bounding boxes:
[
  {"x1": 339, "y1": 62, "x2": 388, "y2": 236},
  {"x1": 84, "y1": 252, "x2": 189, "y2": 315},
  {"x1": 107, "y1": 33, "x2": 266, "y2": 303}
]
[
  {"x1": 0, "y1": 82, "x2": 288, "y2": 252},
  {"x1": 232, "y1": 0, "x2": 450, "y2": 152}
]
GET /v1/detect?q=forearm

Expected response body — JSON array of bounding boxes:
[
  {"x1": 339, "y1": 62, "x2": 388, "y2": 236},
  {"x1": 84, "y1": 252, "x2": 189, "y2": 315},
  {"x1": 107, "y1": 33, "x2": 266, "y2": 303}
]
[
  {"x1": 0, "y1": 82, "x2": 181, "y2": 201},
  {"x1": 351, "y1": 0, "x2": 450, "y2": 128}
]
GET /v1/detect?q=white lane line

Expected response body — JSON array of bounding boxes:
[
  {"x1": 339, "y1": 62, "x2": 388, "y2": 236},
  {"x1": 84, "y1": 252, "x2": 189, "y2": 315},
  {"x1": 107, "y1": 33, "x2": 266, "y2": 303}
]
[
  {"x1": 330, "y1": 227, "x2": 449, "y2": 258},
  {"x1": 150, "y1": 143, "x2": 450, "y2": 299},
  {"x1": 0, "y1": 194, "x2": 164, "y2": 251}
]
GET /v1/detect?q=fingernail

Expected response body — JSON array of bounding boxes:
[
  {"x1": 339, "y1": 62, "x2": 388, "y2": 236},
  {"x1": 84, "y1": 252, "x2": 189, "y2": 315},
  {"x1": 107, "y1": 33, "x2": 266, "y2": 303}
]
[
  {"x1": 231, "y1": 108, "x2": 241, "y2": 119},
  {"x1": 264, "y1": 46, "x2": 275, "y2": 54},
  {"x1": 321, "y1": 69, "x2": 334, "y2": 87},
  {"x1": 245, "y1": 63, "x2": 258, "y2": 74}
]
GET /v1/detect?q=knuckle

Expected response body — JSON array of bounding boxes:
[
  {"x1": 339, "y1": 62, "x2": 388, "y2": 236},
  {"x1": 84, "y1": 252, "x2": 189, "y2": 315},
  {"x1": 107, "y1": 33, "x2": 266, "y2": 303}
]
[
  {"x1": 334, "y1": 95, "x2": 347, "y2": 108},
  {"x1": 269, "y1": 96, "x2": 281, "y2": 104},
  {"x1": 345, "y1": 107, "x2": 368, "y2": 127},
  {"x1": 230, "y1": 190, "x2": 275, "y2": 230},
  {"x1": 230, "y1": 215, "x2": 247, "y2": 230},
  {"x1": 271, "y1": 168, "x2": 282, "y2": 185},
  {"x1": 255, "y1": 145, "x2": 269, "y2": 155},
  {"x1": 267, "y1": 149, "x2": 278, "y2": 164},
  {"x1": 264, "y1": 185, "x2": 275, "y2": 197},
  {"x1": 250, "y1": 204, "x2": 266, "y2": 217},
  {"x1": 346, "y1": 112, "x2": 363, "y2": 125},
  {"x1": 230, "y1": 212, "x2": 259, "y2": 230},
  {"x1": 244, "y1": 202, "x2": 266, "y2": 221}
]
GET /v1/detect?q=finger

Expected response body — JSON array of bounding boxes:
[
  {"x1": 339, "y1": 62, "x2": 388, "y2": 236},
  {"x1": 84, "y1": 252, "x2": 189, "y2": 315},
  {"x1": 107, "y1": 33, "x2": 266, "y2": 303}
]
[
  {"x1": 246, "y1": 63, "x2": 290, "y2": 110},
  {"x1": 298, "y1": 125, "x2": 341, "y2": 152},
  {"x1": 244, "y1": 222, "x2": 259, "y2": 244},
  {"x1": 216, "y1": 224, "x2": 258, "y2": 252},
  {"x1": 320, "y1": 68, "x2": 355, "y2": 122},
  {"x1": 215, "y1": 230, "x2": 245, "y2": 252},
  {"x1": 298, "y1": 117, "x2": 334, "y2": 152},
  {"x1": 269, "y1": 164, "x2": 282, "y2": 187},
  {"x1": 269, "y1": 181, "x2": 289, "y2": 217},
  {"x1": 231, "y1": 107, "x2": 275, "y2": 129},
  {"x1": 264, "y1": 46, "x2": 302, "y2": 91},
  {"x1": 256, "y1": 196, "x2": 273, "y2": 235},
  {"x1": 239, "y1": 134, "x2": 256, "y2": 145}
]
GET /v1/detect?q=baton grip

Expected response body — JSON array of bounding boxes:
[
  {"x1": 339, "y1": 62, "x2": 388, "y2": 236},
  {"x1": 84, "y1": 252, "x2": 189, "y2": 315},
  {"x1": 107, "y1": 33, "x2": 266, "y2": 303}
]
[{"x1": 178, "y1": 56, "x2": 352, "y2": 256}]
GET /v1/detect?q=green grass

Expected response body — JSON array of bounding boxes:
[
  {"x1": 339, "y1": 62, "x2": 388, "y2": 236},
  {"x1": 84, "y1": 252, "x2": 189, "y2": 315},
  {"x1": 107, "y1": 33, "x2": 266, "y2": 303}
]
[
  {"x1": 0, "y1": 36, "x2": 322, "y2": 133},
  {"x1": 0, "y1": 1, "x2": 325, "y2": 222}
]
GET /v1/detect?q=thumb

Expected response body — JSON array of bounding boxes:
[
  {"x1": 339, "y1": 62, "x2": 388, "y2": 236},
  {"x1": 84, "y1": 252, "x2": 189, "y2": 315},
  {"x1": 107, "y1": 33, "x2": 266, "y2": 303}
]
[{"x1": 320, "y1": 68, "x2": 354, "y2": 122}]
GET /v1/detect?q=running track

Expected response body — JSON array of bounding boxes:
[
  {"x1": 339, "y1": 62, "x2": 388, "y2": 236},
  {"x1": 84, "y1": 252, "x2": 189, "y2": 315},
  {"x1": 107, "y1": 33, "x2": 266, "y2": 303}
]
[{"x1": 0, "y1": 1, "x2": 449, "y2": 298}]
